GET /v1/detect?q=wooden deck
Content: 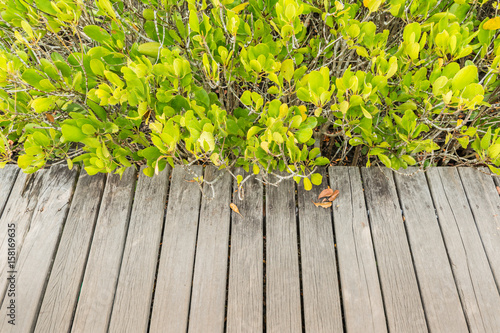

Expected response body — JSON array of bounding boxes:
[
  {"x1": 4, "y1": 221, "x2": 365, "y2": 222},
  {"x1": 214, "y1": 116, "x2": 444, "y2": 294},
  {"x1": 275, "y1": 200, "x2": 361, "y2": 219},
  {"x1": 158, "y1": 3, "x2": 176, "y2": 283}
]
[{"x1": 0, "y1": 165, "x2": 499, "y2": 333}]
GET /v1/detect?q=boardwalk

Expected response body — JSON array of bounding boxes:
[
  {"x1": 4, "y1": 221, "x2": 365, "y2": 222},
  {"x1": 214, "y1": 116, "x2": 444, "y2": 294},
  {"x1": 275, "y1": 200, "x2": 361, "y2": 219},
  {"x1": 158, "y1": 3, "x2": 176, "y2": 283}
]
[{"x1": 0, "y1": 165, "x2": 499, "y2": 333}]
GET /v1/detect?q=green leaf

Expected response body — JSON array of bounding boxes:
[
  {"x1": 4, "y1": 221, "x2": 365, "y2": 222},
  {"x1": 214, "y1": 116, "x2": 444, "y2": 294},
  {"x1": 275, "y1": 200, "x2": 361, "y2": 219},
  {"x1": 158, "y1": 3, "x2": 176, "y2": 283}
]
[
  {"x1": 401, "y1": 155, "x2": 416, "y2": 165},
  {"x1": 22, "y1": 69, "x2": 45, "y2": 88},
  {"x1": 451, "y1": 65, "x2": 478, "y2": 91},
  {"x1": 378, "y1": 154, "x2": 391, "y2": 168},
  {"x1": 281, "y1": 59, "x2": 294, "y2": 82},
  {"x1": 82, "y1": 124, "x2": 96, "y2": 135},
  {"x1": 21, "y1": 21, "x2": 34, "y2": 40},
  {"x1": 311, "y1": 173, "x2": 322, "y2": 185},
  {"x1": 83, "y1": 25, "x2": 112, "y2": 43},
  {"x1": 104, "y1": 70, "x2": 124, "y2": 88},
  {"x1": 199, "y1": 131, "x2": 215, "y2": 151},
  {"x1": 98, "y1": 0, "x2": 116, "y2": 18},
  {"x1": 250, "y1": 59, "x2": 262, "y2": 72},
  {"x1": 363, "y1": 0, "x2": 383, "y2": 12},
  {"x1": 488, "y1": 144, "x2": 500, "y2": 159},
  {"x1": 90, "y1": 59, "x2": 105, "y2": 76},
  {"x1": 138, "y1": 42, "x2": 161, "y2": 57},
  {"x1": 62, "y1": 124, "x2": 86, "y2": 142},
  {"x1": 241, "y1": 91, "x2": 252, "y2": 105},
  {"x1": 247, "y1": 126, "x2": 263, "y2": 139},
  {"x1": 309, "y1": 147, "x2": 320, "y2": 159},
  {"x1": 189, "y1": 10, "x2": 199, "y2": 33},
  {"x1": 303, "y1": 177, "x2": 312, "y2": 191},
  {"x1": 31, "y1": 97, "x2": 55, "y2": 113},
  {"x1": 296, "y1": 128, "x2": 313, "y2": 143},
  {"x1": 481, "y1": 127, "x2": 491, "y2": 150}
]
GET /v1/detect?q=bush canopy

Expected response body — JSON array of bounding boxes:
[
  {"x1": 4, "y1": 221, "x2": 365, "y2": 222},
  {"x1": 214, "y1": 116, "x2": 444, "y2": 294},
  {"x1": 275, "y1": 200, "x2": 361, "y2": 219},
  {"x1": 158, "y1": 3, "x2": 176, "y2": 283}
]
[{"x1": 0, "y1": 0, "x2": 499, "y2": 189}]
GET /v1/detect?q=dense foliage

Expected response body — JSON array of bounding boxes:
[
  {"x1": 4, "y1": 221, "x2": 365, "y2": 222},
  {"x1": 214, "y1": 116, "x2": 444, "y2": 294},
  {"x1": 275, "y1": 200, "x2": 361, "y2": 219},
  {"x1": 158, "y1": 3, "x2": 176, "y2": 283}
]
[{"x1": 0, "y1": 0, "x2": 499, "y2": 189}]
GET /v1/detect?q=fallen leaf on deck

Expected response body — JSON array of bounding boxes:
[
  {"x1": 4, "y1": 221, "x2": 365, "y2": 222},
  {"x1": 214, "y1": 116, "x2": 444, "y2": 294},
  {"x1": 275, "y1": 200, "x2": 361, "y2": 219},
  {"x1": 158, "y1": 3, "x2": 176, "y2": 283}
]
[
  {"x1": 312, "y1": 200, "x2": 332, "y2": 208},
  {"x1": 328, "y1": 190, "x2": 340, "y2": 202},
  {"x1": 497, "y1": 186, "x2": 500, "y2": 195},
  {"x1": 318, "y1": 186, "x2": 334, "y2": 200},
  {"x1": 230, "y1": 203, "x2": 243, "y2": 217}
]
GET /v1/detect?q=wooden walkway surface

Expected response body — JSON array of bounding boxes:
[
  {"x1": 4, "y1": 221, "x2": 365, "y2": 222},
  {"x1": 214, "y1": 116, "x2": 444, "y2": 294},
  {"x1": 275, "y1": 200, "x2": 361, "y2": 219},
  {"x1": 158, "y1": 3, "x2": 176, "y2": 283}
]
[{"x1": 0, "y1": 165, "x2": 499, "y2": 332}]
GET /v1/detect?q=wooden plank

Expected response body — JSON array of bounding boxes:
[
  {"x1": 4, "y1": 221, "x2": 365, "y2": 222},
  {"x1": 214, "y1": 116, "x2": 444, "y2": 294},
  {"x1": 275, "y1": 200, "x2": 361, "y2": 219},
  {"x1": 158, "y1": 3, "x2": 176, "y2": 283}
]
[
  {"x1": 0, "y1": 165, "x2": 18, "y2": 217},
  {"x1": 226, "y1": 169, "x2": 264, "y2": 333},
  {"x1": 108, "y1": 166, "x2": 171, "y2": 333},
  {"x1": 150, "y1": 166, "x2": 202, "y2": 333},
  {"x1": 0, "y1": 170, "x2": 45, "y2": 303},
  {"x1": 427, "y1": 168, "x2": 500, "y2": 332},
  {"x1": 34, "y1": 169, "x2": 106, "y2": 333},
  {"x1": 71, "y1": 167, "x2": 136, "y2": 333},
  {"x1": 297, "y1": 168, "x2": 342, "y2": 332},
  {"x1": 265, "y1": 175, "x2": 302, "y2": 333},
  {"x1": 361, "y1": 167, "x2": 427, "y2": 333},
  {"x1": 188, "y1": 167, "x2": 232, "y2": 333},
  {"x1": 394, "y1": 169, "x2": 468, "y2": 333},
  {"x1": 328, "y1": 167, "x2": 386, "y2": 333},
  {"x1": 0, "y1": 165, "x2": 77, "y2": 332},
  {"x1": 458, "y1": 168, "x2": 500, "y2": 288}
]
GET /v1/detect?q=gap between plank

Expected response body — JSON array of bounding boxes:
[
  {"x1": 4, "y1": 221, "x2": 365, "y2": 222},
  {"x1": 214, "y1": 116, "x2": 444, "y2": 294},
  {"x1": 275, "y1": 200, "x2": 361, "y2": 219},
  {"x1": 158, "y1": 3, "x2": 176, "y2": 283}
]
[{"x1": 294, "y1": 181, "x2": 306, "y2": 333}]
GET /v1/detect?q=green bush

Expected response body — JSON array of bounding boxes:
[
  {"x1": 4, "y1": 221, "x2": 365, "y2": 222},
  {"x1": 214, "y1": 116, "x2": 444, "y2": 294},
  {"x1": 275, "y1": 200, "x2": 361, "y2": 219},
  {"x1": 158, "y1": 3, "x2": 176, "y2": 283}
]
[{"x1": 0, "y1": 0, "x2": 499, "y2": 188}]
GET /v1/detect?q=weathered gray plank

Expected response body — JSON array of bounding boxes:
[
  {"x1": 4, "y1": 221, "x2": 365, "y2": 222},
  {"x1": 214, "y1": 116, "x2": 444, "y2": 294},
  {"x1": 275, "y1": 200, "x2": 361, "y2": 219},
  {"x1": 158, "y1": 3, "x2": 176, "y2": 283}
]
[
  {"x1": 0, "y1": 170, "x2": 45, "y2": 304},
  {"x1": 266, "y1": 175, "x2": 302, "y2": 333},
  {"x1": 328, "y1": 167, "x2": 386, "y2": 333},
  {"x1": 297, "y1": 168, "x2": 342, "y2": 332},
  {"x1": 71, "y1": 167, "x2": 136, "y2": 333},
  {"x1": 0, "y1": 165, "x2": 18, "y2": 218},
  {"x1": 458, "y1": 168, "x2": 500, "y2": 289},
  {"x1": 188, "y1": 167, "x2": 232, "y2": 333},
  {"x1": 361, "y1": 167, "x2": 427, "y2": 332},
  {"x1": 0, "y1": 165, "x2": 77, "y2": 332},
  {"x1": 226, "y1": 169, "x2": 264, "y2": 333},
  {"x1": 394, "y1": 169, "x2": 468, "y2": 333},
  {"x1": 427, "y1": 168, "x2": 500, "y2": 332},
  {"x1": 108, "y1": 166, "x2": 171, "y2": 333},
  {"x1": 34, "y1": 169, "x2": 106, "y2": 333},
  {"x1": 149, "y1": 166, "x2": 202, "y2": 333}
]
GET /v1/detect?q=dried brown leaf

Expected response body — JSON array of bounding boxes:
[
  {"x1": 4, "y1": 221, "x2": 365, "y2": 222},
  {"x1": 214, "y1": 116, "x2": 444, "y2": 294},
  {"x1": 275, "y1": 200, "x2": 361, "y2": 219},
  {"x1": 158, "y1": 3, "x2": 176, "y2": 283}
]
[
  {"x1": 312, "y1": 200, "x2": 332, "y2": 209},
  {"x1": 497, "y1": 186, "x2": 500, "y2": 195},
  {"x1": 46, "y1": 113, "x2": 54, "y2": 123},
  {"x1": 328, "y1": 190, "x2": 340, "y2": 202},
  {"x1": 318, "y1": 186, "x2": 334, "y2": 200},
  {"x1": 230, "y1": 203, "x2": 243, "y2": 217}
]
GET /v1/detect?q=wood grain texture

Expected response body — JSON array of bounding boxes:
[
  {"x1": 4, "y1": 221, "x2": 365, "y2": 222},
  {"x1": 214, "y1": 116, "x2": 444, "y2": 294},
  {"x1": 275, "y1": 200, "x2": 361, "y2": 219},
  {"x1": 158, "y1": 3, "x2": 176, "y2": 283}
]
[
  {"x1": 149, "y1": 166, "x2": 202, "y2": 333},
  {"x1": 265, "y1": 175, "x2": 301, "y2": 333},
  {"x1": 427, "y1": 168, "x2": 500, "y2": 332},
  {"x1": 0, "y1": 165, "x2": 18, "y2": 218},
  {"x1": 108, "y1": 166, "x2": 171, "y2": 333},
  {"x1": 458, "y1": 168, "x2": 500, "y2": 289},
  {"x1": 0, "y1": 165, "x2": 77, "y2": 333},
  {"x1": 71, "y1": 167, "x2": 136, "y2": 333},
  {"x1": 34, "y1": 169, "x2": 106, "y2": 333},
  {"x1": 394, "y1": 168, "x2": 468, "y2": 333},
  {"x1": 328, "y1": 167, "x2": 386, "y2": 333},
  {"x1": 297, "y1": 168, "x2": 342, "y2": 332},
  {"x1": 226, "y1": 169, "x2": 264, "y2": 333},
  {"x1": 361, "y1": 167, "x2": 427, "y2": 333},
  {"x1": 188, "y1": 167, "x2": 232, "y2": 333},
  {"x1": 0, "y1": 170, "x2": 45, "y2": 304}
]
